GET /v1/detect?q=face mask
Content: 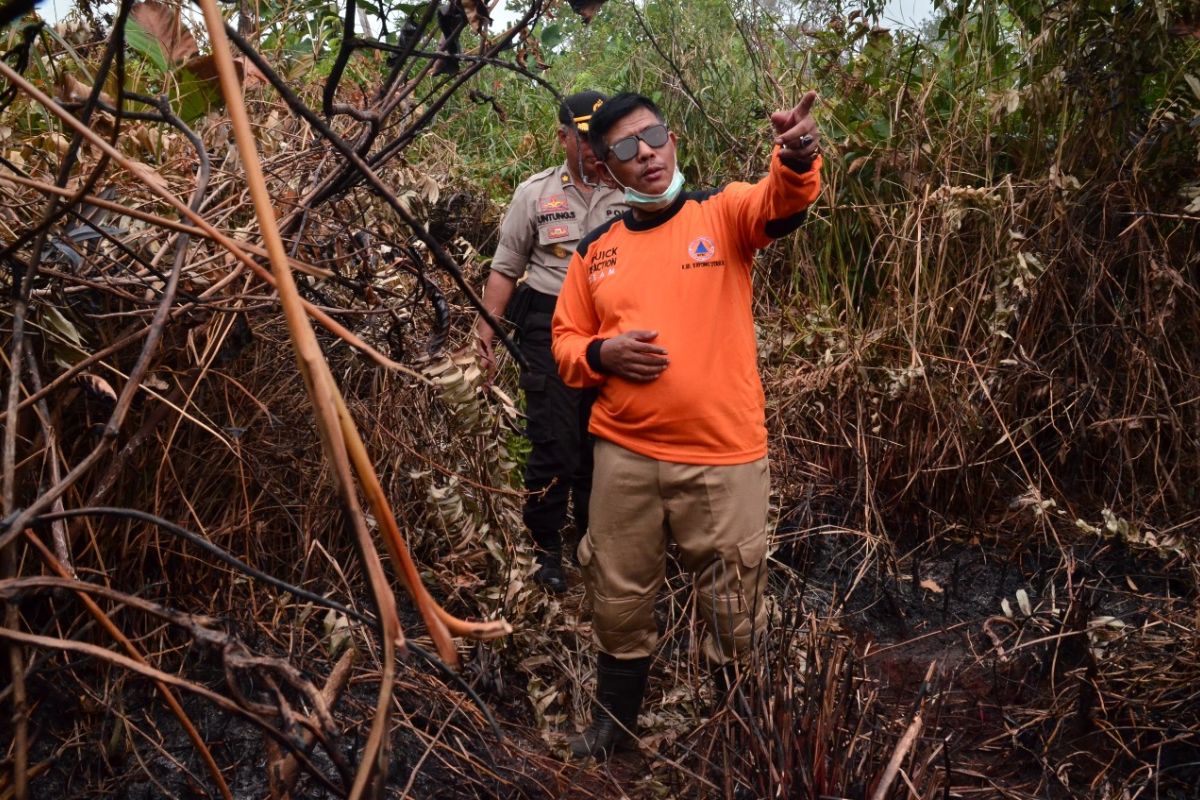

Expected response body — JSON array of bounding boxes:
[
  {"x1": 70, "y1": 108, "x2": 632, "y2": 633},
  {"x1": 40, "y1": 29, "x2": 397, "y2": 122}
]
[
  {"x1": 623, "y1": 167, "x2": 685, "y2": 208},
  {"x1": 609, "y1": 161, "x2": 685, "y2": 209}
]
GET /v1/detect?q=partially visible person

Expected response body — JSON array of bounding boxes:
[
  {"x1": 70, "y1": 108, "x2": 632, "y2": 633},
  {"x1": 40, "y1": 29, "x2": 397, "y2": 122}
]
[
  {"x1": 552, "y1": 91, "x2": 824, "y2": 757},
  {"x1": 472, "y1": 91, "x2": 628, "y2": 594}
]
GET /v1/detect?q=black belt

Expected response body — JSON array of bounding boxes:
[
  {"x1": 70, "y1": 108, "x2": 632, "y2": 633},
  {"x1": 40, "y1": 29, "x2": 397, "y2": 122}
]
[{"x1": 527, "y1": 288, "x2": 558, "y2": 314}]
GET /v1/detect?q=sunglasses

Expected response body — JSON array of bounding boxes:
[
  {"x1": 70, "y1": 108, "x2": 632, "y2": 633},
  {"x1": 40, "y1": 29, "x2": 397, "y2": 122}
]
[{"x1": 605, "y1": 124, "x2": 670, "y2": 162}]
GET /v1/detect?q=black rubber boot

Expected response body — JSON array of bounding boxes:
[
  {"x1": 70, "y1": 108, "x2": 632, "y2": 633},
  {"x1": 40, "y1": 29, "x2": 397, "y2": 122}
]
[
  {"x1": 533, "y1": 547, "x2": 567, "y2": 594},
  {"x1": 570, "y1": 653, "x2": 650, "y2": 759}
]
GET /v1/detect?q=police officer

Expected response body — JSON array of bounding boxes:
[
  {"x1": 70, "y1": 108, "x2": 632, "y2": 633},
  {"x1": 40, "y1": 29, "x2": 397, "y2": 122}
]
[{"x1": 472, "y1": 91, "x2": 627, "y2": 593}]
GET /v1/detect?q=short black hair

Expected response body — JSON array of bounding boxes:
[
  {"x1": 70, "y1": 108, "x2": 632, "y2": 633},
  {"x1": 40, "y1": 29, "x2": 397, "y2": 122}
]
[{"x1": 587, "y1": 92, "x2": 666, "y2": 158}]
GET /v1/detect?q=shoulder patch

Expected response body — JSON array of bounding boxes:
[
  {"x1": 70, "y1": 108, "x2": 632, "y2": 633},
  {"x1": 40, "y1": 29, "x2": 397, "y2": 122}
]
[{"x1": 538, "y1": 193, "x2": 571, "y2": 213}]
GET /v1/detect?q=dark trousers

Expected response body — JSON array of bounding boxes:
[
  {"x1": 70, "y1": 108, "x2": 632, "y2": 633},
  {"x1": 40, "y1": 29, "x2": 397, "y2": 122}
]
[{"x1": 517, "y1": 306, "x2": 595, "y2": 552}]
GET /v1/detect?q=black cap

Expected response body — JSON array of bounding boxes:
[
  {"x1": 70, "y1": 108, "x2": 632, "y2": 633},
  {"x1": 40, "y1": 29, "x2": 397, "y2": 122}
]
[{"x1": 558, "y1": 91, "x2": 607, "y2": 133}]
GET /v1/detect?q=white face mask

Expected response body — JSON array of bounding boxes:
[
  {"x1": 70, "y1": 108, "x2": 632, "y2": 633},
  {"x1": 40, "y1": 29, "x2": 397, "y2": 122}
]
[
  {"x1": 619, "y1": 167, "x2": 685, "y2": 208},
  {"x1": 607, "y1": 154, "x2": 685, "y2": 209}
]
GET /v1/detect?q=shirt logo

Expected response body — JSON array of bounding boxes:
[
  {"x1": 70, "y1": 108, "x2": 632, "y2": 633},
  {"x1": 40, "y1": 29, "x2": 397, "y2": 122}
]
[
  {"x1": 588, "y1": 245, "x2": 619, "y2": 284},
  {"x1": 539, "y1": 194, "x2": 569, "y2": 212},
  {"x1": 688, "y1": 236, "x2": 716, "y2": 262},
  {"x1": 547, "y1": 225, "x2": 570, "y2": 239}
]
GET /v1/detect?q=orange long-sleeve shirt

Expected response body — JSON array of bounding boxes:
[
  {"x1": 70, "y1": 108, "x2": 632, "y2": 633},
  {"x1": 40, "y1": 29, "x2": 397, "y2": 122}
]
[{"x1": 552, "y1": 151, "x2": 822, "y2": 465}]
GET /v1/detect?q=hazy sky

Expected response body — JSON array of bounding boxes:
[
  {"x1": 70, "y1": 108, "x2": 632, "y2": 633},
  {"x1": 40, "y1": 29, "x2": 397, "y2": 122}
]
[{"x1": 880, "y1": 0, "x2": 936, "y2": 28}]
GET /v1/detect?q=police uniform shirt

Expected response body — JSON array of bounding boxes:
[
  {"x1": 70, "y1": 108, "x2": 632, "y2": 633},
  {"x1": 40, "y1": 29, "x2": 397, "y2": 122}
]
[{"x1": 491, "y1": 163, "x2": 627, "y2": 297}]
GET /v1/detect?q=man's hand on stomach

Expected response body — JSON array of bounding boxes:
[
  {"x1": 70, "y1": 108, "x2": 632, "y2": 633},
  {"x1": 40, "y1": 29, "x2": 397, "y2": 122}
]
[{"x1": 600, "y1": 331, "x2": 669, "y2": 382}]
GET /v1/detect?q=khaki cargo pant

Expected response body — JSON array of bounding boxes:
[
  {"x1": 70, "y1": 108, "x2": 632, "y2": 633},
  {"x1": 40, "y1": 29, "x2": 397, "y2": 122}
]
[{"x1": 577, "y1": 439, "x2": 770, "y2": 664}]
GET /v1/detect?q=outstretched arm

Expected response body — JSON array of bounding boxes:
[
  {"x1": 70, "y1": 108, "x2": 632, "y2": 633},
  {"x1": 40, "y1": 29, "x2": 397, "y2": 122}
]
[{"x1": 721, "y1": 91, "x2": 825, "y2": 252}]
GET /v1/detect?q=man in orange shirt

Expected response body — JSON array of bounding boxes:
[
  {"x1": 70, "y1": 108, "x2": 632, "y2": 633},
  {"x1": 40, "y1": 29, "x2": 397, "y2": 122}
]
[{"x1": 552, "y1": 91, "x2": 823, "y2": 758}]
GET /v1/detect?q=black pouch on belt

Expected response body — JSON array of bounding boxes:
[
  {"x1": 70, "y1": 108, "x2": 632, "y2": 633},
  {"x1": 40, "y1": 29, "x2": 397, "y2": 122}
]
[{"x1": 505, "y1": 283, "x2": 535, "y2": 333}]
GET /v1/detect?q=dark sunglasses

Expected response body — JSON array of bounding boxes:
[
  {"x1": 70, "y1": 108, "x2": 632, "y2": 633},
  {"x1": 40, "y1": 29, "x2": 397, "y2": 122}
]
[{"x1": 605, "y1": 124, "x2": 670, "y2": 162}]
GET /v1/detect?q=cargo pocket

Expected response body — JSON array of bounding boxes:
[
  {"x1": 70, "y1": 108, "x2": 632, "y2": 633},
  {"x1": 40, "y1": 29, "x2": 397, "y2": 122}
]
[
  {"x1": 518, "y1": 370, "x2": 547, "y2": 392},
  {"x1": 575, "y1": 534, "x2": 598, "y2": 613},
  {"x1": 577, "y1": 532, "x2": 594, "y2": 567},
  {"x1": 736, "y1": 531, "x2": 767, "y2": 570},
  {"x1": 592, "y1": 589, "x2": 659, "y2": 657}
]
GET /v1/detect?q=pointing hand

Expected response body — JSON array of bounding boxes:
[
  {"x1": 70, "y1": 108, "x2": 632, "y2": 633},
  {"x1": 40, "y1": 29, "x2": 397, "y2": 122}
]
[{"x1": 770, "y1": 90, "x2": 821, "y2": 163}]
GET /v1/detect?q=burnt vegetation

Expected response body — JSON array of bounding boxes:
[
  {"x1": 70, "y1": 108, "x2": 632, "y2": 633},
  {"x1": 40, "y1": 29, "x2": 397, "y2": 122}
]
[{"x1": 0, "y1": 0, "x2": 1198, "y2": 798}]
